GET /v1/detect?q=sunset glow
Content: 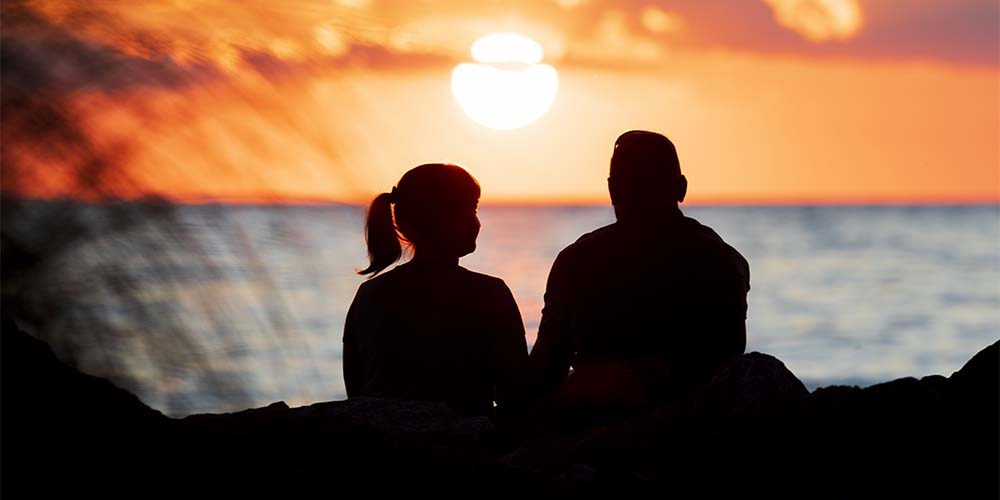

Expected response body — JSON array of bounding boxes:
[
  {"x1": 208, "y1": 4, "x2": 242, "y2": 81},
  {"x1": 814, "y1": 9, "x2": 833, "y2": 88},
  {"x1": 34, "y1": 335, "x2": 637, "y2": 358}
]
[
  {"x1": 1, "y1": 0, "x2": 996, "y2": 205},
  {"x1": 471, "y1": 34, "x2": 544, "y2": 64},
  {"x1": 453, "y1": 34, "x2": 558, "y2": 130}
]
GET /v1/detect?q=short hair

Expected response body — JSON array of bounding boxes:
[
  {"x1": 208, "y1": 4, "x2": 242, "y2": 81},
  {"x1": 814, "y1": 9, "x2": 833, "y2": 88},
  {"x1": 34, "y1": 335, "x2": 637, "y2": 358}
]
[{"x1": 610, "y1": 130, "x2": 681, "y2": 185}]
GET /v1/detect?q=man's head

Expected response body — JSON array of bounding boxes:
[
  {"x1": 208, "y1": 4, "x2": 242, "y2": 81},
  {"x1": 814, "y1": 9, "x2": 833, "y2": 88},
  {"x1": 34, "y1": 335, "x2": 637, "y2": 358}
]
[{"x1": 608, "y1": 130, "x2": 687, "y2": 215}]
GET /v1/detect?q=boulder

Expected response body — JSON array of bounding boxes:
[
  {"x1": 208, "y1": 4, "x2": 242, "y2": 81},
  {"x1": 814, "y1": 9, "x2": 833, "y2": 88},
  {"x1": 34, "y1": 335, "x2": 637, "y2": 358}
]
[
  {"x1": 700, "y1": 351, "x2": 809, "y2": 416},
  {"x1": 3, "y1": 314, "x2": 996, "y2": 497}
]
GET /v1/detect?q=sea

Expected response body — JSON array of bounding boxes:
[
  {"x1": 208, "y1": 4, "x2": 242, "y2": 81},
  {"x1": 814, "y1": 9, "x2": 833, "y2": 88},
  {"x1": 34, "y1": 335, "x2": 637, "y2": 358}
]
[{"x1": 9, "y1": 202, "x2": 999, "y2": 417}]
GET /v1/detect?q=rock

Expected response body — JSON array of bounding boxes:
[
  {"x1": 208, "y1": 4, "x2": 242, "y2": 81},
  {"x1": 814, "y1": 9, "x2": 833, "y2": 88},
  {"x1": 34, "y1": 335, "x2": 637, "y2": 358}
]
[
  {"x1": 170, "y1": 396, "x2": 501, "y2": 495},
  {"x1": 501, "y1": 352, "x2": 813, "y2": 494},
  {"x1": 1, "y1": 314, "x2": 166, "y2": 424},
  {"x1": 796, "y1": 341, "x2": 1000, "y2": 499},
  {"x1": 947, "y1": 340, "x2": 999, "y2": 416},
  {"x1": 2, "y1": 314, "x2": 171, "y2": 496},
  {"x1": 182, "y1": 397, "x2": 495, "y2": 463},
  {"x1": 700, "y1": 351, "x2": 809, "y2": 416},
  {"x1": 3, "y1": 316, "x2": 996, "y2": 497}
]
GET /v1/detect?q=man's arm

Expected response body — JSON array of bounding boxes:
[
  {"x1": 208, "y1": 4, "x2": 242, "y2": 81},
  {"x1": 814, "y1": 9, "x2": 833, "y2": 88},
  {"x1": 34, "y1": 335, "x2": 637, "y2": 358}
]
[
  {"x1": 722, "y1": 318, "x2": 747, "y2": 359},
  {"x1": 730, "y1": 255, "x2": 750, "y2": 357},
  {"x1": 707, "y1": 260, "x2": 749, "y2": 370},
  {"x1": 528, "y1": 252, "x2": 575, "y2": 398}
]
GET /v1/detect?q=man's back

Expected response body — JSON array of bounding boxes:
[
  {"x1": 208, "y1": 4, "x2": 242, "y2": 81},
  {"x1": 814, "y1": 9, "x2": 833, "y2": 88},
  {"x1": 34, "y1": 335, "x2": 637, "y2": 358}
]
[{"x1": 531, "y1": 211, "x2": 750, "y2": 400}]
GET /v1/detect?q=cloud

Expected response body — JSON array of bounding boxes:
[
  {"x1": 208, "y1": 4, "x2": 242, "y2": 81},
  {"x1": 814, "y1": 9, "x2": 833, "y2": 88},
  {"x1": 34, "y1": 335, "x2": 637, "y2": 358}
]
[
  {"x1": 761, "y1": 0, "x2": 862, "y2": 41},
  {"x1": 564, "y1": 10, "x2": 665, "y2": 64},
  {"x1": 2, "y1": 1, "x2": 220, "y2": 92},
  {"x1": 5, "y1": 0, "x2": 458, "y2": 89},
  {"x1": 596, "y1": 0, "x2": 996, "y2": 66},
  {"x1": 4, "y1": 0, "x2": 993, "y2": 93},
  {"x1": 849, "y1": 0, "x2": 999, "y2": 65},
  {"x1": 641, "y1": 7, "x2": 685, "y2": 36}
]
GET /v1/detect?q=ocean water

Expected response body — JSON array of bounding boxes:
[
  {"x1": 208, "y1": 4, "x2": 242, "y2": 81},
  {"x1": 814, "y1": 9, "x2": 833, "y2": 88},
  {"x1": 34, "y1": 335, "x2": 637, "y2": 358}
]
[{"x1": 12, "y1": 203, "x2": 999, "y2": 416}]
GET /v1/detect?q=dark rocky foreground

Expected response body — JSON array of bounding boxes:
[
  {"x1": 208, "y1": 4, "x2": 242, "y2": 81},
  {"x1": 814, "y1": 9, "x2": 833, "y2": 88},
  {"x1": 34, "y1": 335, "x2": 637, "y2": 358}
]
[{"x1": 3, "y1": 314, "x2": 996, "y2": 498}]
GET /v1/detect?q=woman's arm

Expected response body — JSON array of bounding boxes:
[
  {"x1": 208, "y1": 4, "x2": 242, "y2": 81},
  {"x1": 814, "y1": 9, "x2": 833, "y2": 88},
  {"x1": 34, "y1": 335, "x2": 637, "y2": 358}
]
[
  {"x1": 492, "y1": 280, "x2": 529, "y2": 413},
  {"x1": 342, "y1": 289, "x2": 367, "y2": 398}
]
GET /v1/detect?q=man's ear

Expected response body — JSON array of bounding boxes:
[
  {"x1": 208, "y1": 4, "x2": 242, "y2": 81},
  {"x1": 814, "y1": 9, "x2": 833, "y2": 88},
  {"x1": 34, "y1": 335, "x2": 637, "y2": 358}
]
[
  {"x1": 607, "y1": 176, "x2": 619, "y2": 206},
  {"x1": 677, "y1": 175, "x2": 688, "y2": 203}
]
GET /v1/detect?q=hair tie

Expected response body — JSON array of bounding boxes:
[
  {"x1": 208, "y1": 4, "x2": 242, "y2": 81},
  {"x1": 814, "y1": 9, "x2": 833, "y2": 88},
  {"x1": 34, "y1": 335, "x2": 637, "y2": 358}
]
[{"x1": 389, "y1": 186, "x2": 399, "y2": 204}]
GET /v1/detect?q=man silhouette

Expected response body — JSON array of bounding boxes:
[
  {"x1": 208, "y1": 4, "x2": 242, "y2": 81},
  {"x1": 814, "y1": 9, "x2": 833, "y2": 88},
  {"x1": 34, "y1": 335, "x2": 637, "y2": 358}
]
[{"x1": 529, "y1": 130, "x2": 750, "y2": 414}]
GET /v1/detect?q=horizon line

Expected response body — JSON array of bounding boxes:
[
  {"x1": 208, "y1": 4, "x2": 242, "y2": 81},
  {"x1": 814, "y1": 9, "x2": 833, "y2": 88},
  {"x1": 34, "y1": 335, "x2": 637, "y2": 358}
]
[{"x1": 3, "y1": 192, "x2": 999, "y2": 207}]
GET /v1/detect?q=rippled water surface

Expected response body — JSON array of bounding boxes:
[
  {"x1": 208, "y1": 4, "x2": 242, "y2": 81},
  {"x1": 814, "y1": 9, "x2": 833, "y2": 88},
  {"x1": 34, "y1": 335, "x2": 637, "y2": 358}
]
[{"x1": 18, "y1": 203, "x2": 999, "y2": 416}]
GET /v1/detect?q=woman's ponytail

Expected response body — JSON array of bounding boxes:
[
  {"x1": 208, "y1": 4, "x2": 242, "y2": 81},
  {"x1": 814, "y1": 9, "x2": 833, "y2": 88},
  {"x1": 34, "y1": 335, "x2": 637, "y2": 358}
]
[{"x1": 358, "y1": 192, "x2": 401, "y2": 276}]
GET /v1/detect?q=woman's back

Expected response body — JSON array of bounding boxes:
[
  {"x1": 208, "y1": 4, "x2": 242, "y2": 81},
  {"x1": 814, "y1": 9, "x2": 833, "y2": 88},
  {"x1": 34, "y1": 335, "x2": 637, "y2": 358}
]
[{"x1": 345, "y1": 262, "x2": 525, "y2": 416}]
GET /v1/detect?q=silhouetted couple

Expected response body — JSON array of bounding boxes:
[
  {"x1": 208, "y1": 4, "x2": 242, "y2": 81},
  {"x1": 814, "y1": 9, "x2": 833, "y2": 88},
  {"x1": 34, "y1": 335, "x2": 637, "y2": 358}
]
[{"x1": 344, "y1": 130, "x2": 750, "y2": 430}]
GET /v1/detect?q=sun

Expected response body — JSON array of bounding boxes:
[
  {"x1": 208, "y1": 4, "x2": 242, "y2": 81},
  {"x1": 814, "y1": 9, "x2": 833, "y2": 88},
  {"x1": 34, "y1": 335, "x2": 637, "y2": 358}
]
[{"x1": 451, "y1": 34, "x2": 559, "y2": 130}]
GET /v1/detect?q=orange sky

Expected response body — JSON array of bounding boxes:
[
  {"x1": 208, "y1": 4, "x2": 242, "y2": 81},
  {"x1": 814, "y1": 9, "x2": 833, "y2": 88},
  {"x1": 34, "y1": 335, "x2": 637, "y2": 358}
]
[{"x1": 3, "y1": 0, "x2": 998, "y2": 204}]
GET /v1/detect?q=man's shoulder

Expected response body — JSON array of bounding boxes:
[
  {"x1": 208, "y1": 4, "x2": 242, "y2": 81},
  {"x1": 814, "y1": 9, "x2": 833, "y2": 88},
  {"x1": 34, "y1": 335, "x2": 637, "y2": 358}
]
[
  {"x1": 682, "y1": 215, "x2": 725, "y2": 241},
  {"x1": 682, "y1": 216, "x2": 750, "y2": 273},
  {"x1": 560, "y1": 223, "x2": 618, "y2": 255}
]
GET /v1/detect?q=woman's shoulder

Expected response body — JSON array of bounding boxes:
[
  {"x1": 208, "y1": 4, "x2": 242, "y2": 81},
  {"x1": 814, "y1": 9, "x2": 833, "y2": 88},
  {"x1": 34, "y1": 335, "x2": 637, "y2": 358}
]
[
  {"x1": 358, "y1": 264, "x2": 513, "y2": 301},
  {"x1": 355, "y1": 265, "x2": 408, "y2": 295},
  {"x1": 456, "y1": 267, "x2": 511, "y2": 291},
  {"x1": 456, "y1": 266, "x2": 506, "y2": 284},
  {"x1": 456, "y1": 268, "x2": 520, "y2": 317}
]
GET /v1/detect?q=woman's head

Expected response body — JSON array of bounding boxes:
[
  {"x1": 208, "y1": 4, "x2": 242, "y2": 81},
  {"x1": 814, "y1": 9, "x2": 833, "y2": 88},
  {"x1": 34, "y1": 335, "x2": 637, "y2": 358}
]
[{"x1": 359, "y1": 163, "x2": 481, "y2": 276}]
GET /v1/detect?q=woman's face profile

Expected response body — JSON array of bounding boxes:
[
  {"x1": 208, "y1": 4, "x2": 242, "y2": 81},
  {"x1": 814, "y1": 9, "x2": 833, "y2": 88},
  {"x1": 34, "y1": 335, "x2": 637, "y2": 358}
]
[
  {"x1": 408, "y1": 200, "x2": 480, "y2": 259},
  {"x1": 448, "y1": 202, "x2": 481, "y2": 258}
]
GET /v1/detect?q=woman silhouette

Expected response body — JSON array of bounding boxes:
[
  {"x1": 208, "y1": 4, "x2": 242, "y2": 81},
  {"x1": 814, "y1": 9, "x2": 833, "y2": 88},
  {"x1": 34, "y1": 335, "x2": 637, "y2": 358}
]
[{"x1": 343, "y1": 164, "x2": 528, "y2": 417}]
